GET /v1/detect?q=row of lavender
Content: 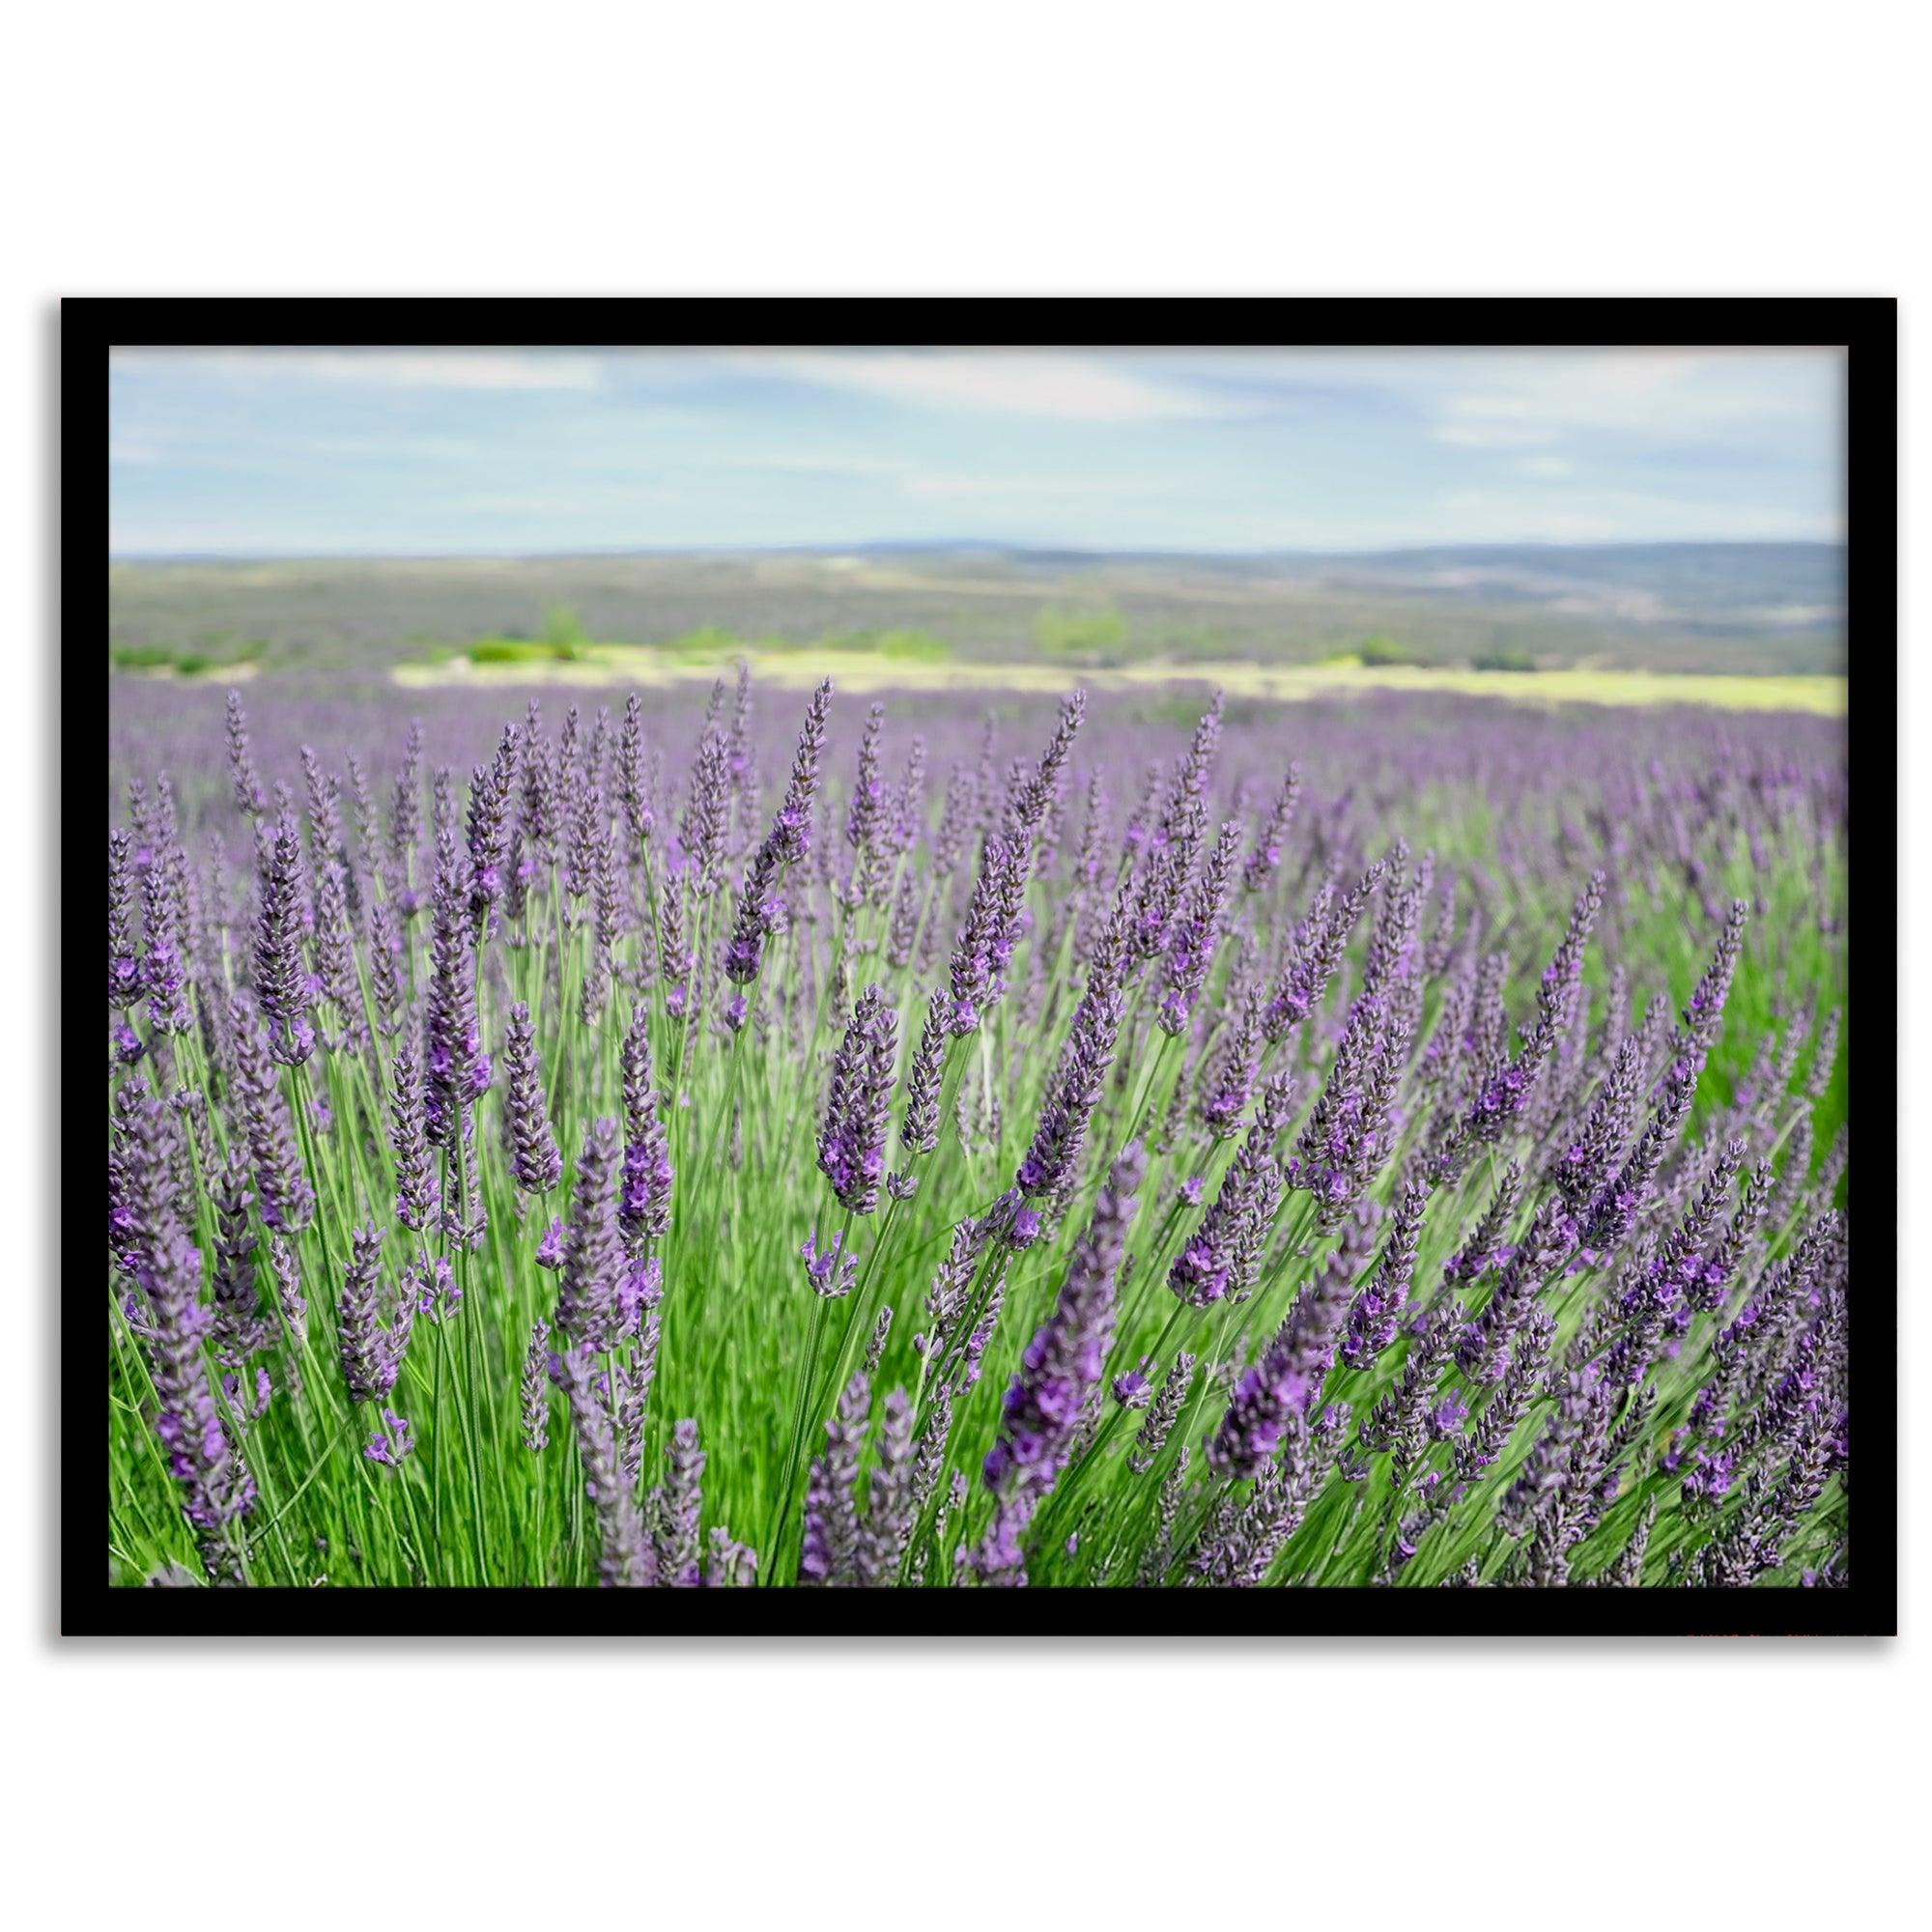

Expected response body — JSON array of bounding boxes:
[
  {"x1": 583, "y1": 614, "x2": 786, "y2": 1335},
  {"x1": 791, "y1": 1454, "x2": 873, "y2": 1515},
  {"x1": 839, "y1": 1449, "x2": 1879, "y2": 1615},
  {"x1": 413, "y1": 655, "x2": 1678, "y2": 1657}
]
[{"x1": 106, "y1": 672, "x2": 1849, "y2": 1588}]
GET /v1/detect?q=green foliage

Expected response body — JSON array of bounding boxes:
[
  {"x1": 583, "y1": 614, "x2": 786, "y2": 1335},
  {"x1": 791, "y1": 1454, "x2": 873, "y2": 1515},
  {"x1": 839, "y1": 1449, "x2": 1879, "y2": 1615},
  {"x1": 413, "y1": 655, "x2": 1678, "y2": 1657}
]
[
  {"x1": 871, "y1": 628, "x2": 952, "y2": 663},
  {"x1": 1354, "y1": 634, "x2": 1431, "y2": 668},
  {"x1": 1035, "y1": 604, "x2": 1128, "y2": 660},
  {"x1": 110, "y1": 643, "x2": 180, "y2": 670},
  {"x1": 111, "y1": 638, "x2": 265, "y2": 675},
  {"x1": 657, "y1": 625, "x2": 743, "y2": 657},
  {"x1": 1471, "y1": 646, "x2": 1540, "y2": 672},
  {"x1": 104, "y1": 692, "x2": 1849, "y2": 1595},
  {"x1": 469, "y1": 638, "x2": 584, "y2": 666},
  {"x1": 543, "y1": 606, "x2": 588, "y2": 654}
]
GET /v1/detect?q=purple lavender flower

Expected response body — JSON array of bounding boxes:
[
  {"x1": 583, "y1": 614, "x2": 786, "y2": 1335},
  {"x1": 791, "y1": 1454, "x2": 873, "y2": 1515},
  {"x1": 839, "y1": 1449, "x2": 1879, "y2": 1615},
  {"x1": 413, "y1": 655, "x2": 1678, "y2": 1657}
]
[
  {"x1": 657, "y1": 1420, "x2": 706, "y2": 1586},
  {"x1": 1130, "y1": 691, "x2": 1222, "y2": 963},
  {"x1": 844, "y1": 701, "x2": 889, "y2": 895},
  {"x1": 108, "y1": 828, "x2": 143, "y2": 1009},
  {"x1": 208, "y1": 1151, "x2": 271, "y2": 1366},
  {"x1": 1156, "y1": 819, "x2": 1239, "y2": 1035},
  {"x1": 801, "y1": 1226, "x2": 861, "y2": 1298},
  {"x1": 501, "y1": 1001, "x2": 562, "y2": 1197},
  {"x1": 466, "y1": 724, "x2": 521, "y2": 933},
  {"x1": 817, "y1": 984, "x2": 898, "y2": 1216},
  {"x1": 724, "y1": 678, "x2": 832, "y2": 983},
  {"x1": 252, "y1": 798, "x2": 314, "y2": 1065},
  {"x1": 225, "y1": 689, "x2": 265, "y2": 819},
  {"x1": 366, "y1": 893, "x2": 406, "y2": 1039},
  {"x1": 1264, "y1": 860, "x2": 1379, "y2": 1044},
  {"x1": 412, "y1": 1254, "x2": 461, "y2": 1323},
  {"x1": 387, "y1": 718, "x2": 424, "y2": 889},
  {"x1": 338, "y1": 1227, "x2": 414, "y2": 1404},
  {"x1": 535, "y1": 1215, "x2": 566, "y2": 1269},
  {"x1": 228, "y1": 995, "x2": 316, "y2": 1235},
  {"x1": 1208, "y1": 1243, "x2": 1361, "y2": 1480},
  {"x1": 551, "y1": 1342, "x2": 654, "y2": 1586},
  {"x1": 556, "y1": 1118, "x2": 624, "y2": 1350},
  {"x1": 138, "y1": 827, "x2": 195, "y2": 1037},
  {"x1": 619, "y1": 1007, "x2": 673, "y2": 1247},
  {"x1": 977, "y1": 1140, "x2": 1147, "y2": 1579},
  {"x1": 520, "y1": 1319, "x2": 552, "y2": 1452},
  {"x1": 1582, "y1": 902, "x2": 1747, "y2": 1253},
  {"x1": 1339, "y1": 1178, "x2": 1429, "y2": 1371},
  {"x1": 947, "y1": 833, "x2": 1022, "y2": 1035},
  {"x1": 801, "y1": 1373, "x2": 869, "y2": 1586},
  {"x1": 1241, "y1": 763, "x2": 1301, "y2": 894},
  {"x1": 1199, "y1": 985, "x2": 1265, "y2": 1138},
  {"x1": 364, "y1": 1410, "x2": 416, "y2": 1466},
  {"x1": 678, "y1": 729, "x2": 731, "y2": 902},
  {"x1": 387, "y1": 1036, "x2": 437, "y2": 1234},
  {"x1": 1171, "y1": 1073, "x2": 1294, "y2": 1306},
  {"x1": 895, "y1": 989, "x2": 948, "y2": 1172},
  {"x1": 423, "y1": 832, "x2": 491, "y2": 1146},
  {"x1": 135, "y1": 1209, "x2": 256, "y2": 1571},
  {"x1": 1014, "y1": 933, "x2": 1126, "y2": 1212}
]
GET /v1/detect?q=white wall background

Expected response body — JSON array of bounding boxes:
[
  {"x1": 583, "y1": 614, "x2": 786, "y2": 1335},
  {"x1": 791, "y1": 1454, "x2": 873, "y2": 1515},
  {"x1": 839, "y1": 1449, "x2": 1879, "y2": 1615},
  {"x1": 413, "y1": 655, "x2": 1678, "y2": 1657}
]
[{"x1": 5, "y1": 9, "x2": 1917, "y2": 1925}]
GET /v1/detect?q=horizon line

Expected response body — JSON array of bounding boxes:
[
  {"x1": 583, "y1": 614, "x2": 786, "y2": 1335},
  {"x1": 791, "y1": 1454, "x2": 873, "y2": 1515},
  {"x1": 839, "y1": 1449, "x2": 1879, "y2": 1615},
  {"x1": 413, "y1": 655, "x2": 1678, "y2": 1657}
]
[{"x1": 107, "y1": 534, "x2": 1848, "y2": 567}]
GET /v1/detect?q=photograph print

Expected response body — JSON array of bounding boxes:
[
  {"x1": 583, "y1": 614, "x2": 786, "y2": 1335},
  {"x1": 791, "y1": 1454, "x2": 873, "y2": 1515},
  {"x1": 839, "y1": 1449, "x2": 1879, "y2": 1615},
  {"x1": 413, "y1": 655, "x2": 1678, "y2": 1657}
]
[{"x1": 85, "y1": 302, "x2": 1892, "y2": 1634}]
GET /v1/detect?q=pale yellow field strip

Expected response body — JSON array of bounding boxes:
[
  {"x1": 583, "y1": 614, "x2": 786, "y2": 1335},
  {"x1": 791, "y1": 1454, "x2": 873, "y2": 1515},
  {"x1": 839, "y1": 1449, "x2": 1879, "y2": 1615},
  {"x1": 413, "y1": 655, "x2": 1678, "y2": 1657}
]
[{"x1": 391, "y1": 646, "x2": 1846, "y2": 717}]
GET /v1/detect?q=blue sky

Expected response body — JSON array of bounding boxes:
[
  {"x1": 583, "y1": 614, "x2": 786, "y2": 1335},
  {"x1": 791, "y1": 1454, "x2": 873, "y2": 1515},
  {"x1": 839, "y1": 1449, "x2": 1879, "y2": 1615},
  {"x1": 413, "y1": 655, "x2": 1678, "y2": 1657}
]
[{"x1": 107, "y1": 346, "x2": 1845, "y2": 556}]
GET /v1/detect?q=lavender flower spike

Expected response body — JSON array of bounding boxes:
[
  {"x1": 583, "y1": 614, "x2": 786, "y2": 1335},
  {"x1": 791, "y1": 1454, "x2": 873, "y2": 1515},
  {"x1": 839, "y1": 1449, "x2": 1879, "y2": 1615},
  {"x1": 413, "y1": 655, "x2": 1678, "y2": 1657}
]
[
  {"x1": 252, "y1": 798, "x2": 314, "y2": 1065},
  {"x1": 974, "y1": 1140, "x2": 1149, "y2": 1584},
  {"x1": 818, "y1": 984, "x2": 898, "y2": 1216},
  {"x1": 1208, "y1": 1243, "x2": 1361, "y2": 1480},
  {"x1": 339, "y1": 1227, "x2": 414, "y2": 1404},
  {"x1": 800, "y1": 1373, "x2": 869, "y2": 1586},
  {"x1": 225, "y1": 688, "x2": 265, "y2": 818},
  {"x1": 724, "y1": 677, "x2": 832, "y2": 984},
  {"x1": 501, "y1": 1002, "x2": 563, "y2": 1197},
  {"x1": 619, "y1": 1007, "x2": 674, "y2": 1247},
  {"x1": 556, "y1": 1118, "x2": 625, "y2": 1351}
]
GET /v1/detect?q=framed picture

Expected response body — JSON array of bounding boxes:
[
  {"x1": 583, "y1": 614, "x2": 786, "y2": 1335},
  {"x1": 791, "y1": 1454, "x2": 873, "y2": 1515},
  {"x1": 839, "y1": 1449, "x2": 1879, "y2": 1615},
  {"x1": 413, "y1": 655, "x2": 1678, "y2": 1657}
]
[{"x1": 78, "y1": 299, "x2": 1894, "y2": 1634}]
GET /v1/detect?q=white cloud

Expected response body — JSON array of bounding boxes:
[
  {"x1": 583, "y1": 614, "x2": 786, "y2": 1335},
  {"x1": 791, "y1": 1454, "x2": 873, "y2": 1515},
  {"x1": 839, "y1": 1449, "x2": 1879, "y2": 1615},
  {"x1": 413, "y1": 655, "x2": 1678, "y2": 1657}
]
[
  {"x1": 1433, "y1": 420, "x2": 1560, "y2": 449},
  {"x1": 716, "y1": 350, "x2": 1244, "y2": 422},
  {"x1": 1140, "y1": 347, "x2": 1840, "y2": 454},
  {"x1": 110, "y1": 349, "x2": 603, "y2": 391},
  {"x1": 709, "y1": 449, "x2": 912, "y2": 478},
  {"x1": 898, "y1": 469, "x2": 1140, "y2": 499},
  {"x1": 1418, "y1": 349, "x2": 1840, "y2": 447},
  {"x1": 1520, "y1": 455, "x2": 1576, "y2": 478},
  {"x1": 707, "y1": 449, "x2": 1151, "y2": 500},
  {"x1": 1429, "y1": 486, "x2": 1840, "y2": 545}
]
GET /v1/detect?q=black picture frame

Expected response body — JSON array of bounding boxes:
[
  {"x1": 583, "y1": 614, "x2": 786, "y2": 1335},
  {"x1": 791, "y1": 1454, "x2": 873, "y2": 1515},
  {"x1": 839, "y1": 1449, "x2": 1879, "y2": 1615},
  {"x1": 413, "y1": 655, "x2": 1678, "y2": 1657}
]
[{"x1": 71, "y1": 297, "x2": 1896, "y2": 1637}]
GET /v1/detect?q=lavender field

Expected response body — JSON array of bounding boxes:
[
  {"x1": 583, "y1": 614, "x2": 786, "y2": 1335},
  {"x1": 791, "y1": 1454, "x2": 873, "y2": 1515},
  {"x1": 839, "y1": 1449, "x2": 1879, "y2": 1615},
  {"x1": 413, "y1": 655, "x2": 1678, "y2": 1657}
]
[{"x1": 106, "y1": 672, "x2": 1849, "y2": 1591}]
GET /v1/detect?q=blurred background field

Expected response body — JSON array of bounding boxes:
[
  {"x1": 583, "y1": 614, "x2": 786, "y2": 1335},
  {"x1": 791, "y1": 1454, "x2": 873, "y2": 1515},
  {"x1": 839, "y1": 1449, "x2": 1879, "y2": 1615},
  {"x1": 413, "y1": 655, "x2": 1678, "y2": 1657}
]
[
  {"x1": 108, "y1": 541, "x2": 1846, "y2": 716},
  {"x1": 102, "y1": 349, "x2": 1856, "y2": 1595}
]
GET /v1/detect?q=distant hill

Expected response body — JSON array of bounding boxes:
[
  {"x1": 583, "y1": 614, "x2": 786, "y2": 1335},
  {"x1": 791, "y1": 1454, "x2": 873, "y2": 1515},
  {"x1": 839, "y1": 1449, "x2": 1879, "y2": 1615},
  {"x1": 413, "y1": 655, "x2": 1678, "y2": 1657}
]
[
  {"x1": 824, "y1": 541, "x2": 1844, "y2": 634},
  {"x1": 106, "y1": 542, "x2": 1846, "y2": 681},
  {"x1": 1270, "y1": 543, "x2": 1844, "y2": 635}
]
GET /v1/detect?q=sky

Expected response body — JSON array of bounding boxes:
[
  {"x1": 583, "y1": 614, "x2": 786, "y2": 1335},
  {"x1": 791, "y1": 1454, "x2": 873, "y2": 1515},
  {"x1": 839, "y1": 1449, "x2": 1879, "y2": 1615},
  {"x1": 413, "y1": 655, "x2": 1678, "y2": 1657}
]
[{"x1": 107, "y1": 346, "x2": 1846, "y2": 557}]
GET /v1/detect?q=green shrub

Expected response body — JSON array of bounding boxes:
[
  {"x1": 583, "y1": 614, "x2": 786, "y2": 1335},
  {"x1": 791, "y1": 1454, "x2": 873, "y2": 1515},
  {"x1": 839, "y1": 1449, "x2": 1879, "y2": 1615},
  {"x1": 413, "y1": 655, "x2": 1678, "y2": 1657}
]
[
  {"x1": 873, "y1": 628, "x2": 952, "y2": 663},
  {"x1": 543, "y1": 605, "x2": 587, "y2": 653},
  {"x1": 110, "y1": 643, "x2": 181, "y2": 670},
  {"x1": 659, "y1": 625, "x2": 741, "y2": 657},
  {"x1": 1036, "y1": 604, "x2": 1128, "y2": 658},
  {"x1": 1471, "y1": 646, "x2": 1540, "y2": 672},
  {"x1": 470, "y1": 638, "x2": 561, "y2": 666},
  {"x1": 1356, "y1": 635, "x2": 1431, "y2": 668}
]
